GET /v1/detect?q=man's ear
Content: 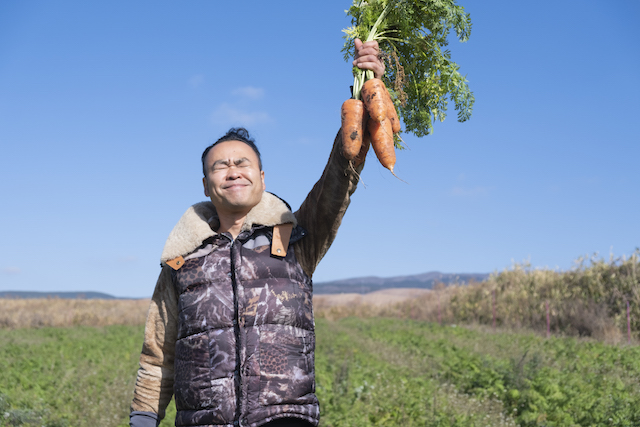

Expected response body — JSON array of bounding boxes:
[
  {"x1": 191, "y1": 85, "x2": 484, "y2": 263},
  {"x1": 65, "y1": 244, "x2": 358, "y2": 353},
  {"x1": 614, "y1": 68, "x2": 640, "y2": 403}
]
[
  {"x1": 260, "y1": 170, "x2": 265, "y2": 191},
  {"x1": 203, "y1": 177, "x2": 209, "y2": 197}
]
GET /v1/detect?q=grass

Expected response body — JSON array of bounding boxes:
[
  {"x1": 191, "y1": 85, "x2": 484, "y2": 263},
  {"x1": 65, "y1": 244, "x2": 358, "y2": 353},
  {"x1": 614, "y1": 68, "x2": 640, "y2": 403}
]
[
  {"x1": 317, "y1": 317, "x2": 640, "y2": 426},
  {"x1": 2, "y1": 317, "x2": 640, "y2": 426},
  {"x1": 315, "y1": 318, "x2": 516, "y2": 426},
  {"x1": 0, "y1": 325, "x2": 143, "y2": 426}
]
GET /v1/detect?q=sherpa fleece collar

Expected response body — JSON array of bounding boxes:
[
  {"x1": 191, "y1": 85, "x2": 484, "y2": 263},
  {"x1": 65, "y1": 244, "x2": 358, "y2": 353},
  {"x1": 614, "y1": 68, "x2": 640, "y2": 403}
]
[{"x1": 160, "y1": 192, "x2": 297, "y2": 263}]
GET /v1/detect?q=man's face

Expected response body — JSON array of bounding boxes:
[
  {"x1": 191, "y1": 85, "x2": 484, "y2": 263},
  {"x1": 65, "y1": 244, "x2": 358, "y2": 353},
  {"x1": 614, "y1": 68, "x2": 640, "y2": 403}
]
[{"x1": 202, "y1": 140, "x2": 265, "y2": 216}]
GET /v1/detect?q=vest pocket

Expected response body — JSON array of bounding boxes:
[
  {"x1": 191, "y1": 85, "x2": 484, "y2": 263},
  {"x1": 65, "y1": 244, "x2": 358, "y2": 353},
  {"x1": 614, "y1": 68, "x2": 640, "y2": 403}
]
[
  {"x1": 174, "y1": 331, "x2": 236, "y2": 424},
  {"x1": 174, "y1": 333, "x2": 214, "y2": 409},
  {"x1": 258, "y1": 324, "x2": 316, "y2": 407}
]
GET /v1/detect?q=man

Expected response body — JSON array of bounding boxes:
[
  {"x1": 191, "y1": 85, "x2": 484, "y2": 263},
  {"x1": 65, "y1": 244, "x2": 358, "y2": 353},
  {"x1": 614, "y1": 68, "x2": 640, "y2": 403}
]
[{"x1": 130, "y1": 39, "x2": 384, "y2": 427}]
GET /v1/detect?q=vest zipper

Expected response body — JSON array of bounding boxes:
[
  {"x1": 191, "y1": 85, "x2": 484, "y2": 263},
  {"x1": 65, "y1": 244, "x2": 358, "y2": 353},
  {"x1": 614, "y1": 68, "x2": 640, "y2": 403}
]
[{"x1": 229, "y1": 237, "x2": 243, "y2": 427}]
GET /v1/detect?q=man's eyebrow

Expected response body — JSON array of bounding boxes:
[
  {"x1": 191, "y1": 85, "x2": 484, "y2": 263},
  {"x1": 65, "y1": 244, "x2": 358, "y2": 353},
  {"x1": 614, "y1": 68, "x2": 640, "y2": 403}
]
[
  {"x1": 211, "y1": 157, "x2": 251, "y2": 168},
  {"x1": 233, "y1": 157, "x2": 251, "y2": 165}
]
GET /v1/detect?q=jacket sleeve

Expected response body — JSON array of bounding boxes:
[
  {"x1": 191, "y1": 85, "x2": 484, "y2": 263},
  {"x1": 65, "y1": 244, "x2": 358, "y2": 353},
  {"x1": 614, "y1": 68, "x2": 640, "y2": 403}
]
[
  {"x1": 130, "y1": 265, "x2": 179, "y2": 423},
  {"x1": 294, "y1": 129, "x2": 364, "y2": 278}
]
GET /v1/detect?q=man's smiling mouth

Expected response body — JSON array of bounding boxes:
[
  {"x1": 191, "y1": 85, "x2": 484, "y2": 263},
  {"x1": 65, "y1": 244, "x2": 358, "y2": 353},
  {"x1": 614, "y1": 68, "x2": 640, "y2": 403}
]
[{"x1": 223, "y1": 183, "x2": 249, "y2": 189}]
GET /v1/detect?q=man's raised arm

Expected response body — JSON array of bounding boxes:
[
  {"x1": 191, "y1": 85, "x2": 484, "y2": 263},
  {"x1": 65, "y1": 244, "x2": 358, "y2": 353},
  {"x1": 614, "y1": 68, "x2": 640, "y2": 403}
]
[{"x1": 293, "y1": 40, "x2": 384, "y2": 277}]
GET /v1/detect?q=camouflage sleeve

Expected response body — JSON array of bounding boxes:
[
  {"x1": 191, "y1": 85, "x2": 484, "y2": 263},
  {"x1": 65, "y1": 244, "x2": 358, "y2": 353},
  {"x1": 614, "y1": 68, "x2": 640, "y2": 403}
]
[
  {"x1": 294, "y1": 129, "x2": 364, "y2": 278},
  {"x1": 130, "y1": 265, "x2": 178, "y2": 421}
]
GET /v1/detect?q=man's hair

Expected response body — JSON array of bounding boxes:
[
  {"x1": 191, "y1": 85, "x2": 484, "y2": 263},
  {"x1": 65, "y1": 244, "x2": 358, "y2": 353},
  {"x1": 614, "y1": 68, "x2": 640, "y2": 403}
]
[{"x1": 201, "y1": 127, "x2": 263, "y2": 176}]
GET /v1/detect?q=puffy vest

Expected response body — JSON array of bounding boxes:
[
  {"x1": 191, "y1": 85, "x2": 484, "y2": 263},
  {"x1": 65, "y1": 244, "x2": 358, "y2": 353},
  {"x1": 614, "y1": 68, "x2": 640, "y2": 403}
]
[{"x1": 171, "y1": 223, "x2": 319, "y2": 427}]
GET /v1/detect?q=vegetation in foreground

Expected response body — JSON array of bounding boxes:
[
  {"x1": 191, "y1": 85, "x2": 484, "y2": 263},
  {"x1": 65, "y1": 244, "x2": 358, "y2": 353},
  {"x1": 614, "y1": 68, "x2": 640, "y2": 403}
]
[
  {"x1": 317, "y1": 317, "x2": 640, "y2": 426},
  {"x1": 2, "y1": 317, "x2": 640, "y2": 426},
  {"x1": 0, "y1": 325, "x2": 141, "y2": 427}
]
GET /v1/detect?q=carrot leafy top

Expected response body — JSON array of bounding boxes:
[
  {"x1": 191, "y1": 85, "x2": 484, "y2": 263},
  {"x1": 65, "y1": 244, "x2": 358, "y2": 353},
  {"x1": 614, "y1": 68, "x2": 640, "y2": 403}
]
[{"x1": 343, "y1": 0, "x2": 474, "y2": 137}]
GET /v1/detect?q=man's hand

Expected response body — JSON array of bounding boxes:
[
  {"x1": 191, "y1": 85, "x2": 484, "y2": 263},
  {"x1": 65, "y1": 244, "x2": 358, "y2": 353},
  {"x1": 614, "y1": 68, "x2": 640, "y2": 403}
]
[{"x1": 353, "y1": 38, "x2": 385, "y2": 79}]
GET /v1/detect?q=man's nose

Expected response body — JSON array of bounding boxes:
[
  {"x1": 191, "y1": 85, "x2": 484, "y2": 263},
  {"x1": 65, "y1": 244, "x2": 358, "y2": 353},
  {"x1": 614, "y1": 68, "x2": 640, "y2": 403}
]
[{"x1": 226, "y1": 167, "x2": 241, "y2": 179}]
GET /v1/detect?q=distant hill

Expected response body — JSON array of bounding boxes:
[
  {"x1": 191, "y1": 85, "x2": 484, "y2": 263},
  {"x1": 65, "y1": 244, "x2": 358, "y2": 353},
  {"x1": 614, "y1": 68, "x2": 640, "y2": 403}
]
[
  {"x1": 313, "y1": 271, "x2": 489, "y2": 294},
  {"x1": 1, "y1": 271, "x2": 489, "y2": 299},
  {"x1": 0, "y1": 291, "x2": 118, "y2": 299}
]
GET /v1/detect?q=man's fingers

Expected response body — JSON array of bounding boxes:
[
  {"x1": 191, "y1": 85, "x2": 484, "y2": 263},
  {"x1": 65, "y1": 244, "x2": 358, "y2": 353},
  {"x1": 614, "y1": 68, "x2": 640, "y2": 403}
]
[
  {"x1": 359, "y1": 41, "x2": 380, "y2": 59},
  {"x1": 360, "y1": 40, "x2": 379, "y2": 51},
  {"x1": 356, "y1": 61, "x2": 384, "y2": 73},
  {"x1": 353, "y1": 39, "x2": 384, "y2": 78},
  {"x1": 353, "y1": 61, "x2": 385, "y2": 79},
  {"x1": 353, "y1": 54, "x2": 380, "y2": 67},
  {"x1": 354, "y1": 39, "x2": 378, "y2": 60},
  {"x1": 356, "y1": 47, "x2": 379, "y2": 59}
]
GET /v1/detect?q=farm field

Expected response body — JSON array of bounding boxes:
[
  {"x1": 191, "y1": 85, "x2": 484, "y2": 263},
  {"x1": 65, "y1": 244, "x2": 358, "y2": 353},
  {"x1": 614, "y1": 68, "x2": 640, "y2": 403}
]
[{"x1": 1, "y1": 317, "x2": 639, "y2": 426}]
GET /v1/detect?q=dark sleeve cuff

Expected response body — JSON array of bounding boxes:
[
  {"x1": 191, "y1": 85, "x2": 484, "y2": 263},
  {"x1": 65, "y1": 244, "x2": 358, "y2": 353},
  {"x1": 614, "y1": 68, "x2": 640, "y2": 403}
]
[{"x1": 130, "y1": 411, "x2": 160, "y2": 427}]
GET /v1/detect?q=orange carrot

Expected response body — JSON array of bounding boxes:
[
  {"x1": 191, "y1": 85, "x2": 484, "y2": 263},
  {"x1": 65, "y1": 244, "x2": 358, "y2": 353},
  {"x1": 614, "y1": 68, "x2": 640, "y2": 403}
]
[
  {"x1": 361, "y1": 78, "x2": 387, "y2": 123},
  {"x1": 384, "y1": 92, "x2": 401, "y2": 134},
  {"x1": 367, "y1": 118, "x2": 396, "y2": 173},
  {"x1": 340, "y1": 99, "x2": 365, "y2": 160},
  {"x1": 353, "y1": 126, "x2": 371, "y2": 167}
]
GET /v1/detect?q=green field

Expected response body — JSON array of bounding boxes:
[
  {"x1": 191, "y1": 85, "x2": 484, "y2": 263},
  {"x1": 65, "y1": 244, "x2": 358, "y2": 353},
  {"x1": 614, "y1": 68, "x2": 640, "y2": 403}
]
[{"x1": 1, "y1": 318, "x2": 639, "y2": 426}]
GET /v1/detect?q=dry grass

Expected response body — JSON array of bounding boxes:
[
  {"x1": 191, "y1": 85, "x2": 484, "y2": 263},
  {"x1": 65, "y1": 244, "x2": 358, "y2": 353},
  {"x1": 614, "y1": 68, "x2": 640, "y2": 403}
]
[
  {"x1": 1, "y1": 289, "x2": 426, "y2": 329},
  {"x1": 314, "y1": 288, "x2": 430, "y2": 309},
  {"x1": 0, "y1": 298, "x2": 150, "y2": 329},
  {"x1": 314, "y1": 284, "x2": 457, "y2": 322},
  {"x1": 315, "y1": 263, "x2": 639, "y2": 345},
  {"x1": 439, "y1": 252, "x2": 640, "y2": 342}
]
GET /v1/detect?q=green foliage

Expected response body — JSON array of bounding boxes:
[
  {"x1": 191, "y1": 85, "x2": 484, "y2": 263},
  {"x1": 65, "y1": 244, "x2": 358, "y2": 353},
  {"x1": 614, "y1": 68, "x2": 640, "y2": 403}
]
[
  {"x1": 316, "y1": 318, "x2": 516, "y2": 426},
  {"x1": 343, "y1": 0, "x2": 474, "y2": 137},
  {"x1": 0, "y1": 325, "x2": 144, "y2": 427},
  {"x1": 323, "y1": 317, "x2": 640, "y2": 426}
]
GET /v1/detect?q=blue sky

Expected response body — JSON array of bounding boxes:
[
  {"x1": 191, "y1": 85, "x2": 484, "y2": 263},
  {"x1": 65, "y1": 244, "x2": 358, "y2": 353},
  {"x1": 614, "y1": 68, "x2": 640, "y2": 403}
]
[{"x1": 1, "y1": 1, "x2": 638, "y2": 298}]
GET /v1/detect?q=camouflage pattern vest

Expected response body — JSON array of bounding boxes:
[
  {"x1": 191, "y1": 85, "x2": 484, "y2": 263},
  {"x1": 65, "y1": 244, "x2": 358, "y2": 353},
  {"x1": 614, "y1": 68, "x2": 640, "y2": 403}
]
[{"x1": 169, "y1": 218, "x2": 319, "y2": 427}]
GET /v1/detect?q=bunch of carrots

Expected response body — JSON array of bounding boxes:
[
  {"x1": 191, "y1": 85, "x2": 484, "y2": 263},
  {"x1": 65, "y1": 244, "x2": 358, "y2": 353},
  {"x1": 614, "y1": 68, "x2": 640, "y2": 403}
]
[
  {"x1": 339, "y1": 0, "x2": 474, "y2": 177},
  {"x1": 341, "y1": 78, "x2": 400, "y2": 173}
]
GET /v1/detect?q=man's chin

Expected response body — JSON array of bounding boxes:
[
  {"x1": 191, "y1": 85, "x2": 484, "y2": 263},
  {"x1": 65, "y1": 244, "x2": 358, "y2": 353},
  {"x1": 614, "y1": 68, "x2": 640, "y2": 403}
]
[{"x1": 213, "y1": 199, "x2": 258, "y2": 215}]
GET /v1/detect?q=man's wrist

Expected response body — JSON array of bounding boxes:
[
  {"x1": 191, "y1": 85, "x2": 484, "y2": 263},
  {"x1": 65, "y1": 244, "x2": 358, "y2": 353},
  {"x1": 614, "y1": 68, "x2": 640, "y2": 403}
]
[{"x1": 130, "y1": 411, "x2": 160, "y2": 427}]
